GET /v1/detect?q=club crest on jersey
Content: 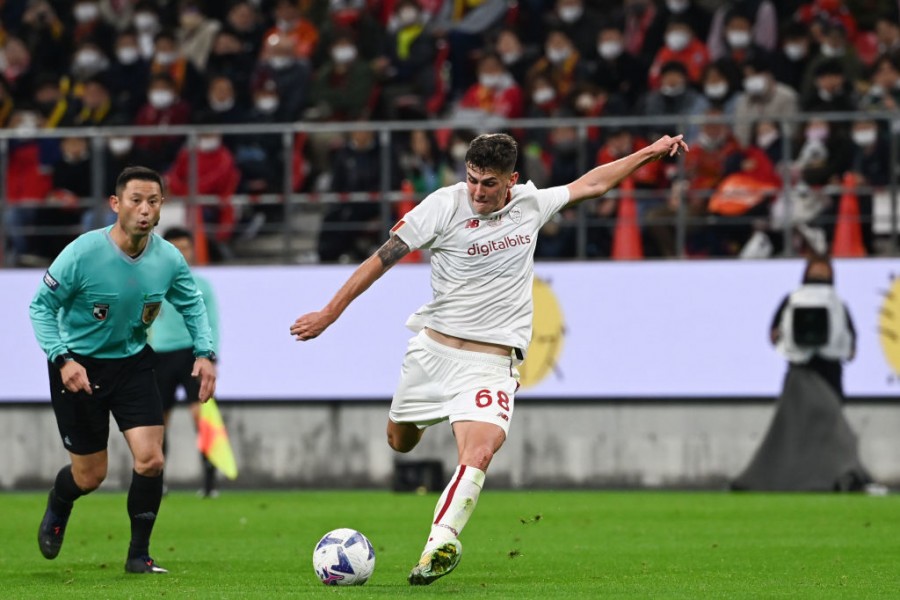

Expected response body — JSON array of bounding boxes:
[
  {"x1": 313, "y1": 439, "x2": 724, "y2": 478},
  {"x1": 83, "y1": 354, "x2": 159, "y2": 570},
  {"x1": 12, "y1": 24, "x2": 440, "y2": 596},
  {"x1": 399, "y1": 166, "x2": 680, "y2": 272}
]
[
  {"x1": 509, "y1": 206, "x2": 522, "y2": 224},
  {"x1": 92, "y1": 303, "x2": 109, "y2": 321},
  {"x1": 465, "y1": 219, "x2": 480, "y2": 229},
  {"x1": 141, "y1": 302, "x2": 162, "y2": 325}
]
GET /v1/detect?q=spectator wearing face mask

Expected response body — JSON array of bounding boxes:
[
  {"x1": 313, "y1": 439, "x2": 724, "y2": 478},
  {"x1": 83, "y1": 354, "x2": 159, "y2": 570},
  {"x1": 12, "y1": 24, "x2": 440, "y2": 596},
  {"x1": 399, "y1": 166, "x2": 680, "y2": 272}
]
[
  {"x1": 195, "y1": 75, "x2": 248, "y2": 153},
  {"x1": 543, "y1": 0, "x2": 605, "y2": 59},
  {"x1": 800, "y1": 23, "x2": 864, "y2": 102},
  {"x1": 590, "y1": 22, "x2": 646, "y2": 107},
  {"x1": 801, "y1": 57, "x2": 856, "y2": 113},
  {"x1": 733, "y1": 56, "x2": 798, "y2": 147},
  {"x1": 707, "y1": 0, "x2": 778, "y2": 61},
  {"x1": 130, "y1": 1, "x2": 164, "y2": 59},
  {"x1": 640, "y1": 61, "x2": 704, "y2": 140},
  {"x1": 456, "y1": 53, "x2": 524, "y2": 121},
  {"x1": 316, "y1": 0, "x2": 384, "y2": 65},
  {"x1": 71, "y1": 0, "x2": 117, "y2": 56},
  {"x1": 860, "y1": 52, "x2": 900, "y2": 112},
  {"x1": 176, "y1": 1, "x2": 221, "y2": 71},
  {"x1": 308, "y1": 31, "x2": 377, "y2": 122},
  {"x1": 647, "y1": 17, "x2": 709, "y2": 89},
  {"x1": 251, "y1": 33, "x2": 312, "y2": 122},
  {"x1": 694, "y1": 58, "x2": 741, "y2": 117},
  {"x1": 526, "y1": 29, "x2": 589, "y2": 102},
  {"x1": 263, "y1": 0, "x2": 319, "y2": 60},
  {"x1": 773, "y1": 21, "x2": 816, "y2": 91},
  {"x1": 67, "y1": 41, "x2": 112, "y2": 94},
  {"x1": 716, "y1": 10, "x2": 774, "y2": 74},
  {"x1": 133, "y1": 73, "x2": 192, "y2": 172},
  {"x1": 165, "y1": 119, "x2": 242, "y2": 251},
  {"x1": 492, "y1": 27, "x2": 538, "y2": 88},
  {"x1": 643, "y1": 0, "x2": 712, "y2": 63},
  {"x1": 149, "y1": 29, "x2": 206, "y2": 109},
  {"x1": 106, "y1": 28, "x2": 150, "y2": 119}
]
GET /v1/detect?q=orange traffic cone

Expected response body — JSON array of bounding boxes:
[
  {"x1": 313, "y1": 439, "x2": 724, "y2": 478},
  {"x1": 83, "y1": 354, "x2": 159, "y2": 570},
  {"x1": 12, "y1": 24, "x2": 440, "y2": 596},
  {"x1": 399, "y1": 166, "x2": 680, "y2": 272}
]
[
  {"x1": 396, "y1": 179, "x2": 421, "y2": 263},
  {"x1": 611, "y1": 177, "x2": 643, "y2": 260},
  {"x1": 832, "y1": 171, "x2": 867, "y2": 257},
  {"x1": 193, "y1": 205, "x2": 210, "y2": 265}
]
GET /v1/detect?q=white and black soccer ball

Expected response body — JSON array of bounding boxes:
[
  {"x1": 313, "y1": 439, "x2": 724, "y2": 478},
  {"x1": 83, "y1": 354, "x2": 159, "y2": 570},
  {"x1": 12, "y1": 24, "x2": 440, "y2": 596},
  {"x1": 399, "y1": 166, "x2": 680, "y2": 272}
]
[{"x1": 312, "y1": 528, "x2": 376, "y2": 585}]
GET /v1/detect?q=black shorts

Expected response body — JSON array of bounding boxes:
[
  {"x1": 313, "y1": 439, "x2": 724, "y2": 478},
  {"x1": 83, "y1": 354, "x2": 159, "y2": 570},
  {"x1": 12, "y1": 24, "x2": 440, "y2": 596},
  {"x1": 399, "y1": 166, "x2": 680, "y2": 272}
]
[
  {"x1": 155, "y1": 347, "x2": 200, "y2": 412},
  {"x1": 48, "y1": 345, "x2": 163, "y2": 456}
]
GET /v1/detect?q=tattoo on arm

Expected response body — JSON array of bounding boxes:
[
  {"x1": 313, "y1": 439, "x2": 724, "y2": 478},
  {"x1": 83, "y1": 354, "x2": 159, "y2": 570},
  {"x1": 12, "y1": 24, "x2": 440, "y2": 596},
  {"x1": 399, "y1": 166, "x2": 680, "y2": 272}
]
[{"x1": 377, "y1": 236, "x2": 411, "y2": 268}]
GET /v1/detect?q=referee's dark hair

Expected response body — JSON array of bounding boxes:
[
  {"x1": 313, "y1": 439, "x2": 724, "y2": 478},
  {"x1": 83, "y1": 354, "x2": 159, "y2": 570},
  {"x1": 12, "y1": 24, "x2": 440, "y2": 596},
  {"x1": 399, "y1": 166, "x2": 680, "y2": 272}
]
[
  {"x1": 115, "y1": 165, "x2": 165, "y2": 198},
  {"x1": 163, "y1": 226, "x2": 193, "y2": 243}
]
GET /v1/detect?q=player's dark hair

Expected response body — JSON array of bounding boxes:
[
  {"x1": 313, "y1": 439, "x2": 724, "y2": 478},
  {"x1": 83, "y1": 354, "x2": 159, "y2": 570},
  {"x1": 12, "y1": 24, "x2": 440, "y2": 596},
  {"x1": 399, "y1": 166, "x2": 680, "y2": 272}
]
[
  {"x1": 466, "y1": 133, "x2": 518, "y2": 174},
  {"x1": 115, "y1": 166, "x2": 164, "y2": 198},
  {"x1": 163, "y1": 226, "x2": 192, "y2": 243}
]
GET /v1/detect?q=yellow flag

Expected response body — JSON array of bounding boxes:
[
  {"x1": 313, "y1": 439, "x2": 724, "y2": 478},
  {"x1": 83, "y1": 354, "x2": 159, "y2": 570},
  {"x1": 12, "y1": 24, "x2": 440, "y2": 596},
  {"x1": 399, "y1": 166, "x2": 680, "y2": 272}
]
[{"x1": 197, "y1": 398, "x2": 238, "y2": 480}]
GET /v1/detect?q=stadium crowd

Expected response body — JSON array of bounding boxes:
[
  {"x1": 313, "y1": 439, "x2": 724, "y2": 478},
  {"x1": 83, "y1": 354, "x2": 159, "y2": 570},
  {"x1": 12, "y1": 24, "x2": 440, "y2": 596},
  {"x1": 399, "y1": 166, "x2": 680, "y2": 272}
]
[{"x1": 1, "y1": 0, "x2": 899, "y2": 264}]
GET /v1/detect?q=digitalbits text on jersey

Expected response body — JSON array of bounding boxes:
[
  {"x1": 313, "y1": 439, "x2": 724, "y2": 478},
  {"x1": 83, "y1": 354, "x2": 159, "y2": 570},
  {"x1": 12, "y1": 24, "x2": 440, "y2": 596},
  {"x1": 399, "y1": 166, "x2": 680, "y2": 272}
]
[{"x1": 467, "y1": 234, "x2": 533, "y2": 257}]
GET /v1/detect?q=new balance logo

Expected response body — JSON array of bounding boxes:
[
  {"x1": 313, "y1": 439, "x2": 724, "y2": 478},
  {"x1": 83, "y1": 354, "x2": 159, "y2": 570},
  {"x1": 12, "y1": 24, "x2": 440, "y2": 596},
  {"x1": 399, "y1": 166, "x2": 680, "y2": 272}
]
[{"x1": 465, "y1": 219, "x2": 479, "y2": 229}]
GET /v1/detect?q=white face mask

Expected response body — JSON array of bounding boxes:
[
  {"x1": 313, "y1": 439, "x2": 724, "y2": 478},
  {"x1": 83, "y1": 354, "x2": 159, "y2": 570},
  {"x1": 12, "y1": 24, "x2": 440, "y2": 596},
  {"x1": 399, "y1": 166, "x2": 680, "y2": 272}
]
[
  {"x1": 743, "y1": 74, "x2": 767, "y2": 95},
  {"x1": 666, "y1": 0, "x2": 689, "y2": 14},
  {"x1": 660, "y1": 83, "x2": 685, "y2": 97},
  {"x1": 806, "y1": 125, "x2": 829, "y2": 142},
  {"x1": 852, "y1": 128, "x2": 877, "y2": 146},
  {"x1": 74, "y1": 49, "x2": 104, "y2": 70},
  {"x1": 268, "y1": 56, "x2": 292, "y2": 70},
  {"x1": 499, "y1": 50, "x2": 521, "y2": 65},
  {"x1": 546, "y1": 46, "x2": 571, "y2": 64},
  {"x1": 450, "y1": 143, "x2": 467, "y2": 161},
  {"x1": 575, "y1": 93, "x2": 595, "y2": 112},
  {"x1": 209, "y1": 96, "x2": 235, "y2": 112},
  {"x1": 198, "y1": 136, "x2": 221, "y2": 152},
  {"x1": 479, "y1": 73, "x2": 502, "y2": 89},
  {"x1": 598, "y1": 40, "x2": 623, "y2": 60},
  {"x1": 116, "y1": 46, "x2": 140, "y2": 65},
  {"x1": 665, "y1": 30, "x2": 690, "y2": 52},
  {"x1": 149, "y1": 89, "x2": 175, "y2": 109},
  {"x1": 15, "y1": 113, "x2": 39, "y2": 133},
  {"x1": 821, "y1": 43, "x2": 843, "y2": 58},
  {"x1": 134, "y1": 12, "x2": 159, "y2": 32},
  {"x1": 726, "y1": 30, "x2": 751, "y2": 49},
  {"x1": 704, "y1": 81, "x2": 728, "y2": 99},
  {"x1": 74, "y1": 2, "x2": 100, "y2": 23},
  {"x1": 331, "y1": 45, "x2": 357, "y2": 64},
  {"x1": 532, "y1": 87, "x2": 555, "y2": 104},
  {"x1": 817, "y1": 87, "x2": 834, "y2": 102},
  {"x1": 558, "y1": 5, "x2": 583, "y2": 23},
  {"x1": 155, "y1": 51, "x2": 178, "y2": 66},
  {"x1": 397, "y1": 6, "x2": 419, "y2": 26},
  {"x1": 255, "y1": 96, "x2": 279, "y2": 113},
  {"x1": 108, "y1": 137, "x2": 133, "y2": 154},
  {"x1": 756, "y1": 130, "x2": 778, "y2": 148},
  {"x1": 783, "y1": 43, "x2": 807, "y2": 61}
]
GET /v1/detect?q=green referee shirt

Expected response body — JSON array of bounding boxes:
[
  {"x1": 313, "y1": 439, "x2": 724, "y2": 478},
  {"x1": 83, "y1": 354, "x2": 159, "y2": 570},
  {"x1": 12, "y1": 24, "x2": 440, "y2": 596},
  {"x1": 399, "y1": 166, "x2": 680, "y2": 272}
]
[
  {"x1": 29, "y1": 226, "x2": 214, "y2": 363},
  {"x1": 149, "y1": 273, "x2": 219, "y2": 354}
]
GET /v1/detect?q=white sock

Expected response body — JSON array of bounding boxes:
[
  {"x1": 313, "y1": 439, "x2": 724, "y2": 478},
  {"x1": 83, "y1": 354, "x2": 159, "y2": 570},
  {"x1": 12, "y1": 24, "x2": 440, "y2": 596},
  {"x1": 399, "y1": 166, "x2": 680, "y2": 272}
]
[{"x1": 424, "y1": 465, "x2": 485, "y2": 552}]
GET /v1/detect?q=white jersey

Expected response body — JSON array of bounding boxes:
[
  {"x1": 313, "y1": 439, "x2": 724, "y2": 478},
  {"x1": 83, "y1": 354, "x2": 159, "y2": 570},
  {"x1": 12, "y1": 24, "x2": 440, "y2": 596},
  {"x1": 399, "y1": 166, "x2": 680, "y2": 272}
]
[{"x1": 391, "y1": 180, "x2": 570, "y2": 359}]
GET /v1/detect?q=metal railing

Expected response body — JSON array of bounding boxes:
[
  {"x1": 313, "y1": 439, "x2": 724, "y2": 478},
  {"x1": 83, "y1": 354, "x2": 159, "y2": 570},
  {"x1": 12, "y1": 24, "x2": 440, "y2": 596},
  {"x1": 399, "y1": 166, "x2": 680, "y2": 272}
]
[{"x1": 1, "y1": 110, "x2": 897, "y2": 266}]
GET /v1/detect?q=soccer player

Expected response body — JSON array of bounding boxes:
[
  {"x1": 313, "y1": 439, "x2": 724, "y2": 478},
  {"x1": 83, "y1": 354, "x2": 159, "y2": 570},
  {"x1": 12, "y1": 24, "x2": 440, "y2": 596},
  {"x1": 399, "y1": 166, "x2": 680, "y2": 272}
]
[
  {"x1": 290, "y1": 132, "x2": 688, "y2": 585},
  {"x1": 29, "y1": 166, "x2": 217, "y2": 574},
  {"x1": 150, "y1": 227, "x2": 220, "y2": 498}
]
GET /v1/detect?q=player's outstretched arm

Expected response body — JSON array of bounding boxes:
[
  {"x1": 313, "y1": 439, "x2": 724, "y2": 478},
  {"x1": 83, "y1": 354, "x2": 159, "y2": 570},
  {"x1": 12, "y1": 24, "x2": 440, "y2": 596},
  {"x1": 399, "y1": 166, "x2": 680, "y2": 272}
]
[
  {"x1": 291, "y1": 236, "x2": 411, "y2": 341},
  {"x1": 565, "y1": 134, "x2": 689, "y2": 206}
]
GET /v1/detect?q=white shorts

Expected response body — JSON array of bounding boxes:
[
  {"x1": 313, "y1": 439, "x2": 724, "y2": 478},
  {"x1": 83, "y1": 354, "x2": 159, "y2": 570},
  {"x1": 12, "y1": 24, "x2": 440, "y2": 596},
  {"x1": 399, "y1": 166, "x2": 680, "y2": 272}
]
[{"x1": 389, "y1": 330, "x2": 518, "y2": 435}]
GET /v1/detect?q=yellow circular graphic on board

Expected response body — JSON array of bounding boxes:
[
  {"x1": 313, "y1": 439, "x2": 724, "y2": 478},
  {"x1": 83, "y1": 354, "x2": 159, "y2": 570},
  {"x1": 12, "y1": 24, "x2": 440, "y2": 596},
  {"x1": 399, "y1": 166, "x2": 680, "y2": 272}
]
[
  {"x1": 879, "y1": 276, "x2": 900, "y2": 375},
  {"x1": 519, "y1": 277, "x2": 565, "y2": 389}
]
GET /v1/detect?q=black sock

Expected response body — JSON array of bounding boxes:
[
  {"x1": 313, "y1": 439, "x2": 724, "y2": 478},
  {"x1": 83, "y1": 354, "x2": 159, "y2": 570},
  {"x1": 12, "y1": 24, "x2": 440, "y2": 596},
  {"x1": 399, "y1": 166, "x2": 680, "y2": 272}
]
[
  {"x1": 201, "y1": 453, "x2": 216, "y2": 492},
  {"x1": 51, "y1": 465, "x2": 86, "y2": 517},
  {"x1": 127, "y1": 470, "x2": 163, "y2": 559}
]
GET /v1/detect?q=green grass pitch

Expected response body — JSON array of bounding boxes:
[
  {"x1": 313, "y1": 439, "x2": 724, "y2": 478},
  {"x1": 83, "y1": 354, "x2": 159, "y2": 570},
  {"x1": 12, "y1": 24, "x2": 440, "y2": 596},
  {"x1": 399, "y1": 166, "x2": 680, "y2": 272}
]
[{"x1": 1, "y1": 490, "x2": 898, "y2": 598}]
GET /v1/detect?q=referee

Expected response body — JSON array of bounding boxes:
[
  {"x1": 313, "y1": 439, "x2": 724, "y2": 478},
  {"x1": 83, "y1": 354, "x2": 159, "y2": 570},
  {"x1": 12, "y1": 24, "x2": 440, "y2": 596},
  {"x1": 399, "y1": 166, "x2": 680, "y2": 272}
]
[{"x1": 29, "y1": 166, "x2": 217, "y2": 574}]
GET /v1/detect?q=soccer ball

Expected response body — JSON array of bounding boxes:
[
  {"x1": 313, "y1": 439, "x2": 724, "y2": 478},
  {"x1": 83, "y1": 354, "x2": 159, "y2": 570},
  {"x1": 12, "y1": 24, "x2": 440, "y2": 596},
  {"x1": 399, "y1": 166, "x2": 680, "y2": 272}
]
[{"x1": 312, "y1": 528, "x2": 376, "y2": 585}]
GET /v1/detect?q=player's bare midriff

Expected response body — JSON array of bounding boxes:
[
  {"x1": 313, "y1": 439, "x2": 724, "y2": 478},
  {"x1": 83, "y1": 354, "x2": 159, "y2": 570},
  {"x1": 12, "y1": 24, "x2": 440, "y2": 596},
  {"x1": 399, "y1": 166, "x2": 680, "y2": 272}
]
[{"x1": 424, "y1": 328, "x2": 512, "y2": 356}]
